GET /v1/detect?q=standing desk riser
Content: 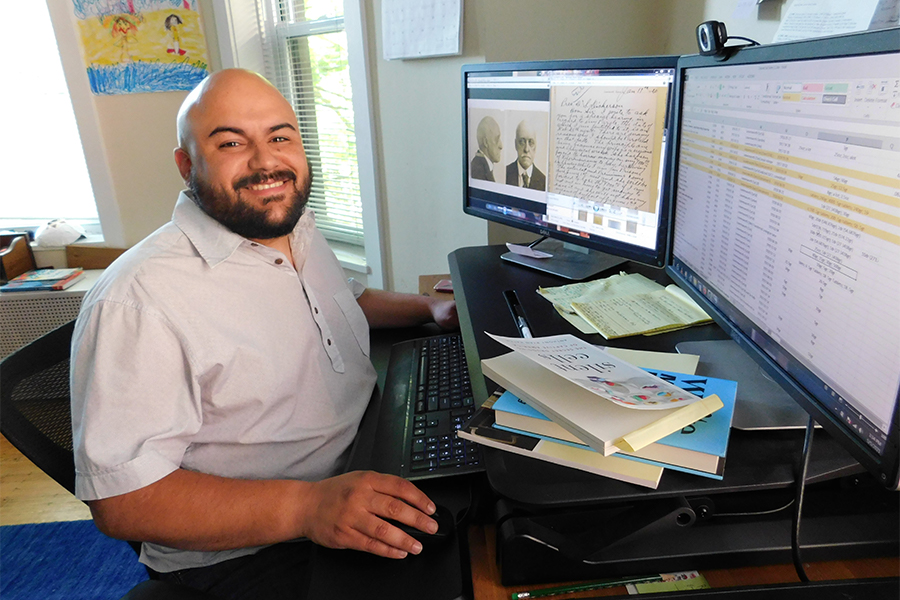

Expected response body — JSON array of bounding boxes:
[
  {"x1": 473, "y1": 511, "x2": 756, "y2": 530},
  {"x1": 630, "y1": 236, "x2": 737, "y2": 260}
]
[{"x1": 448, "y1": 245, "x2": 899, "y2": 586}]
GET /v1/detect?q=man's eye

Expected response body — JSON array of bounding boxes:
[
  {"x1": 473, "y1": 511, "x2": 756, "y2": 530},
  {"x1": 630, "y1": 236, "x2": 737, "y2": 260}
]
[
  {"x1": 272, "y1": 136, "x2": 289, "y2": 143},
  {"x1": 219, "y1": 141, "x2": 240, "y2": 148}
]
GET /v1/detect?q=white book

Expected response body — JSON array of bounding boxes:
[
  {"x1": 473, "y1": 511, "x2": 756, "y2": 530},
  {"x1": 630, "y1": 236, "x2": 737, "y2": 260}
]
[
  {"x1": 458, "y1": 408, "x2": 664, "y2": 489},
  {"x1": 481, "y1": 334, "x2": 723, "y2": 456}
]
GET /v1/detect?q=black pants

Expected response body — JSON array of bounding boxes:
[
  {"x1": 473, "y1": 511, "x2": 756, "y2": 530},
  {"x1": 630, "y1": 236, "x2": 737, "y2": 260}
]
[{"x1": 152, "y1": 541, "x2": 313, "y2": 600}]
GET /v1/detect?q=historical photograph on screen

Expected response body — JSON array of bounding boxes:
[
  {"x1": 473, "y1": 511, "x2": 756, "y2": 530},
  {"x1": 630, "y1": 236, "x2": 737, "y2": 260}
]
[
  {"x1": 503, "y1": 111, "x2": 549, "y2": 191},
  {"x1": 467, "y1": 108, "x2": 505, "y2": 184}
]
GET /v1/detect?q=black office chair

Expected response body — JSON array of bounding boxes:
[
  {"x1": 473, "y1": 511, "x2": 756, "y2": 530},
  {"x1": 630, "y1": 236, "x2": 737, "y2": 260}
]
[{"x1": 0, "y1": 320, "x2": 216, "y2": 600}]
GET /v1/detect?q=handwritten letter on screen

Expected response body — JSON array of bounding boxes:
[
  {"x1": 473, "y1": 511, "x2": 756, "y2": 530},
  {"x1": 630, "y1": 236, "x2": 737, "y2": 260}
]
[{"x1": 549, "y1": 86, "x2": 666, "y2": 212}]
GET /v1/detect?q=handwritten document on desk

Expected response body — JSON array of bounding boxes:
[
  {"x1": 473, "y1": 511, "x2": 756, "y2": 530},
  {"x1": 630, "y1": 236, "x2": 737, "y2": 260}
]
[
  {"x1": 549, "y1": 85, "x2": 668, "y2": 212},
  {"x1": 572, "y1": 287, "x2": 711, "y2": 340},
  {"x1": 538, "y1": 272, "x2": 712, "y2": 340}
]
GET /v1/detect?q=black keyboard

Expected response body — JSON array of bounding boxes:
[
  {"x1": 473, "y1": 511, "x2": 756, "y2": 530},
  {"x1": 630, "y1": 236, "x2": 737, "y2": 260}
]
[
  {"x1": 408, "y1": 333, "x2": 482, "y2": 477},
  {"x1": 362, "y1": 332, "x2": 484, "y2": 481}
]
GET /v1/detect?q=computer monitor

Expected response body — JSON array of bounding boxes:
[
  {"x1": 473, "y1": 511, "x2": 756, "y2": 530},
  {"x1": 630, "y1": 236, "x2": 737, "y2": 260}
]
[
  {"x1": 666, "y1": 28, "x2": 900, "y2": 489},
  {"x1": 462, "y1": 56, "x2": 678, "y2": 280}
]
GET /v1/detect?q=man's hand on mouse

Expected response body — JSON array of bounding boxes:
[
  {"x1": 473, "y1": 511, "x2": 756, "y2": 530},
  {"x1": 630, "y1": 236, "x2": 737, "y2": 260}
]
[{"x1": 295, "y1": 470, "x2": 438, "y2": 558}]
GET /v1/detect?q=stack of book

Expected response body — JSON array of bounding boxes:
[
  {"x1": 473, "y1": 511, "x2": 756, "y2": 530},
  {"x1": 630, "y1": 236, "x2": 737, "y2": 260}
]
[
  {"x1": 0, "y1": 268, "x2": 84, "y2": 292},
  {"x1": 458, "y1": 334, "x2": 737, "y2": 489}
]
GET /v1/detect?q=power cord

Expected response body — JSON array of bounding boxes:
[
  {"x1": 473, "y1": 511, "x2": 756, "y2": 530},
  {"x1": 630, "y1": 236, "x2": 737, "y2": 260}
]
[{"x1": 791, "y1": 415, "x2": 816, "y2": 583}]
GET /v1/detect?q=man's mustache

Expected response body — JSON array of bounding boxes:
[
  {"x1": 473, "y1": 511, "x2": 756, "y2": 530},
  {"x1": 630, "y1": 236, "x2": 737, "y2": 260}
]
[{"x1": 233, "y1": 170, "x2": 297, "y2": 191}]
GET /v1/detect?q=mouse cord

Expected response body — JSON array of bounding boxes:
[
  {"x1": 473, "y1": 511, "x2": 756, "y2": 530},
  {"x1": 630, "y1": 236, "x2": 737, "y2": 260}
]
[
  {"x1": 453, "y1": 478, "x2": 476, "y2": 528},
  {"x1": 791, "y1": 415, "x2": 816, "y2": 583}
]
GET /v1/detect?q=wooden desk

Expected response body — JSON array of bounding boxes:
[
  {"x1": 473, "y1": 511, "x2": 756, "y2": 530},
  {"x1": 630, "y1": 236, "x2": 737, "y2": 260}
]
[
  {"x1": 418, "y1": 273, "x2": 455, "y2": 299},
  {"x1": 468, "y1": 523, "x2": 898, "y2": 598}
]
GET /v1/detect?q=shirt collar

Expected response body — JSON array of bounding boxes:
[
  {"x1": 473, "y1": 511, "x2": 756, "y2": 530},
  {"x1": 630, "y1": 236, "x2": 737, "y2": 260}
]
[{"x1": 172, "y1": 190, "x2": 316, "y2": 268}]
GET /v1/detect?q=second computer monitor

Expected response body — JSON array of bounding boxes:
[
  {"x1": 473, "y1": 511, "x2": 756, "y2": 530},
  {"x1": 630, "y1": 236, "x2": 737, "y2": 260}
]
[
  {"x1": 667, "y1": 28, "x2": 900, "y2": 488},
  {"x1": 462, "y1": 56, "x2": 678, "y2": 279}
]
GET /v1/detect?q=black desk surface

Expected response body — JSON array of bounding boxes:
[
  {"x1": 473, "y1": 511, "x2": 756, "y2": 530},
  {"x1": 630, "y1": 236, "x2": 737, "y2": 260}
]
[{"x1": 448, "y1": 245, "x2": 862, "y2": 509}]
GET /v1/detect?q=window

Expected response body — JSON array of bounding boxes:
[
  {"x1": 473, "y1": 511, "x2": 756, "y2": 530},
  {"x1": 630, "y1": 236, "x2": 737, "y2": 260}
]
[
  {"x1": 2, "y1": 1, "x2": 98, "y2": 226},
  {"x1": 259, "y1": 0, "x2": 365, "y2": 246}
]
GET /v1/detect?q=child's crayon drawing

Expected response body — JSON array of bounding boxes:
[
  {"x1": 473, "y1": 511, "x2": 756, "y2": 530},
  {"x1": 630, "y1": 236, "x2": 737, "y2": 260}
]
[{"x1": 72, "y1": 0, "x2": 210, "y2": 95}]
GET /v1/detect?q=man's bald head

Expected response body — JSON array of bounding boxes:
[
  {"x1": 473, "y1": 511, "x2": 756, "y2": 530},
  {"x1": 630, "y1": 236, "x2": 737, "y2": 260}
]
[
  {"x1": 176, "y1": 69, "x2": 288, "y2": 153},
  {"x1": 172, "y1": 68, "x2": 311, "y2": 241},
  {"x1": 476, "y1": 116, "x2": 503, "y2": 164}
]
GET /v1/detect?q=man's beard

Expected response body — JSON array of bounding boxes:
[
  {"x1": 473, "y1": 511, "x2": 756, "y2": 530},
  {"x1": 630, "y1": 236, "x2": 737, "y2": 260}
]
[{"x1": 189, "y1": 169, "x2": 312, "y2": 239}]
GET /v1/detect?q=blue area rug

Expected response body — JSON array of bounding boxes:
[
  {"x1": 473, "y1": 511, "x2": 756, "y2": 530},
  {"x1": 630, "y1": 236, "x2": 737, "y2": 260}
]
[{"x1": 0, "y1": 520, "x2": 148, "y2": 600}]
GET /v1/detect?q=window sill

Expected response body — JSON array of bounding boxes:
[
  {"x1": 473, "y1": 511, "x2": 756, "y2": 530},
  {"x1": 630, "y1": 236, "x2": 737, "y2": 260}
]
[{"x1": 329, "y1": 240, "x2": 368, "y2": 275}]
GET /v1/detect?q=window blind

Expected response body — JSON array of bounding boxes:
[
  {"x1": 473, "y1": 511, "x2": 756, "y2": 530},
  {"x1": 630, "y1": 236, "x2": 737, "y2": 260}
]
[{"x1": 257, "y1": 0, "x2": 365, "y2": 246}]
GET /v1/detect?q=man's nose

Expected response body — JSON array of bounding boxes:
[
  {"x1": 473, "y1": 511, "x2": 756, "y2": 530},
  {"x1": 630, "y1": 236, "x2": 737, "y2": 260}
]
[{"x1": 248, "y1": 142, "x2": 279, "y2": 170}]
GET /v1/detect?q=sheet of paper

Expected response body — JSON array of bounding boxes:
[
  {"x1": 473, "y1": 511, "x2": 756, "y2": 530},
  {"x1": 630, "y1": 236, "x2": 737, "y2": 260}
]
[
  {"x1": 732, "y1": 0, "x2": 761, "y2": 19},
  {"x1": 382, "y1": 0, "x2": 462, "y2": 60},
  {"x1": 538, "y1": 272, "x2": 662, "y2": 313},
  {"x1": 664, "y1": 285, "x2": 711, "y2": 321},
  {"x1": 870, "y1": 0, "x2": 900, "y2": 30},
  {"x1": 487, "y1": 333, "x2": 703, "y2": 410},
  {"x1": 773, "y1": 0, "x2": 880, "y2": 42},
  {"x1": 555, "y1": 305, "x2": 599, "y2": 334},
  {"x1": 506, "y1": 242, "x2": 553, "y2": 259},
  {"x1": 572, "y1": 289, "x2": 710, "y2": 340},
  {"x1": 603, "y1": 347, "x2": 700, "y2": 375}
]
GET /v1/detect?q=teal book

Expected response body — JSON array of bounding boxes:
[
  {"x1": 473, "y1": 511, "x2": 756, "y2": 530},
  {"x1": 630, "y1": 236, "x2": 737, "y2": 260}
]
[
  {"x1": 0, "y1": 268, "x2": 84, "y2": 292},
  {"x1": 492, "y1": 368, "x2": 737, "y2": 479}
]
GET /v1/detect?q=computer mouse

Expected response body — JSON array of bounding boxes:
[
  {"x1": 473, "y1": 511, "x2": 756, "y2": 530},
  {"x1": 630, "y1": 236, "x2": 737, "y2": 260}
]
[{"x1": 391, "y1": 504, "x2": 455, "y2": 549}]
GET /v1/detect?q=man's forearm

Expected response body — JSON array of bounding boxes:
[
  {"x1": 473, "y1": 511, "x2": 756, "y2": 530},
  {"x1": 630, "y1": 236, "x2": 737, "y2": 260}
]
[
  {"x1": 356, "y1": 288, "x2": 457, "y2": 329},
  {"x1": 89, "y1": 469, "x2": 309, "y2": 551},
  {"x1": 88, "y1": 468, "x2": 439, "y2": 559}
]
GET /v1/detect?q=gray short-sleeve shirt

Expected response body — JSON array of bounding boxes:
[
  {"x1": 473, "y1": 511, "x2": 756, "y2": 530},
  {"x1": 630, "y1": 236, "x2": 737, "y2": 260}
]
[{"x1": 70, "y1": 192, "x2": 377, "y2": 572}]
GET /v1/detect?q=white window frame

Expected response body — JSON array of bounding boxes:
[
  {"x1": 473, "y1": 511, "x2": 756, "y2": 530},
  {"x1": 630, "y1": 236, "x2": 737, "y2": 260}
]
[
  {"x1": 44, "y1": 0, "x2": 126, "y2": 248},
  {"x1": 213, "y1": 0, "x2": 384, "y2": 289}
]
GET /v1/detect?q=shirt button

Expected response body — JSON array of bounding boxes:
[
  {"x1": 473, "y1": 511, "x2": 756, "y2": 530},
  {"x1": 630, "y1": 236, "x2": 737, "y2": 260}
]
[
  {"x1": 314, "y1": 307, "x2": 319, "y2": 314},
  {"x1": 327, "y1": 339, "x2": 332, "y2": 346},
  {"x1": 250, "y1": 242, "x2": 259, "y2": 247},
  {"x1": 275, "y1": 258, "x2": 284, "y2": 265}
]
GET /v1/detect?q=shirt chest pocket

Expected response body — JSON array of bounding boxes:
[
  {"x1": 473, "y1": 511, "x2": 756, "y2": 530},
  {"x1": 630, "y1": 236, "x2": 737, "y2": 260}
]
[{"x1": 333, "y1": 288, "x2": 370, "y2": 358}]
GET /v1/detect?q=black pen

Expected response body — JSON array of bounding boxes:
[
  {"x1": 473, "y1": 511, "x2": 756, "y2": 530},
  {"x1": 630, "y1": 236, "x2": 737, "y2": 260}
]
[{"x1": 504, "y1": 290, "x2": 533, "y2": 338}]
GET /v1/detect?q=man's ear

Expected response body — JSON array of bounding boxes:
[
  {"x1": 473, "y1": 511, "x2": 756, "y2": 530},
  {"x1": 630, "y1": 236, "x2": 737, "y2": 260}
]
[{"x1": 174, "y1": 148, "x2": 193, "y2": 184}]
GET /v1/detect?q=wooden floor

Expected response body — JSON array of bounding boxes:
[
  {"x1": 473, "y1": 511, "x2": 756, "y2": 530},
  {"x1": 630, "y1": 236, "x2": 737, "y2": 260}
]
[{"x1": 0, "y1": 434, "x2": 91, "y2": 526}]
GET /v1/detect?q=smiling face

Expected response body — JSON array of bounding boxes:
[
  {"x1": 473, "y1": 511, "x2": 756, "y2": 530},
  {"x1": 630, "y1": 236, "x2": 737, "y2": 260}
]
[{"x1": 174, "y1": 69, "x2": 312, "y2": 240}]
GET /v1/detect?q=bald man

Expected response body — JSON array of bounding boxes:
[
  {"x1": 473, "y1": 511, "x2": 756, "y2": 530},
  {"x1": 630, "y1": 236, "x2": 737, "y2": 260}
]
[
  {"x1": 470, "y1": 116, "x2": 502, "y2": 181},
  {"x1": 506, "y1": 120, "x2": 546, "y2": 190},
  {"x1": 70, "y1": 69, "x2": 456, "y2": 599}
]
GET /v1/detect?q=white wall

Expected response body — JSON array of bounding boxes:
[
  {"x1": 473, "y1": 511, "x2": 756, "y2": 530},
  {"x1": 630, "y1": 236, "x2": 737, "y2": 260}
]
[{"x1": 698, "y1": 0, "x2": 788, "y2": 46}]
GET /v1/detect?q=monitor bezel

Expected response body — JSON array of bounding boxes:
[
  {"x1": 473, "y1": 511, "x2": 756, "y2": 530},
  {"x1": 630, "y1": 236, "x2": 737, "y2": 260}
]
[
  {"x1": 665, "y1": 28, "x2": 900, "y2": 489},
  {"x1": 461, "y1": 55, "x2": 680, "y2": 268}
]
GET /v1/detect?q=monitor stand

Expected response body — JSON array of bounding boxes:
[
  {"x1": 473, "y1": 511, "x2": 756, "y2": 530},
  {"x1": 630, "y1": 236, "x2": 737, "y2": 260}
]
[
  {"x1": 500, "y1": 238, "x2": 626, "y2": 281},
  {"x1": 676, "y1": 339, "x2": 811, "y2": 430}
]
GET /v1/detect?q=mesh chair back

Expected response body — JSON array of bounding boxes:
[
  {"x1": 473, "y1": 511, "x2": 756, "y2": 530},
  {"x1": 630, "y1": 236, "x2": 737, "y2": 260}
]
[{"x1": 0, "y1": 320, "x2": 77, "y2": 494}]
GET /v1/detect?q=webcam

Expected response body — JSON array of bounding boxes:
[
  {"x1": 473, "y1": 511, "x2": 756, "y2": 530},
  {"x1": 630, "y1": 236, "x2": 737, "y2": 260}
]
[
  {"x1": 696, "y1": 21, "x2": 759, "y2": 60},
  {"x1": 697, "y1": 21, "x2": 729, "y2": 56}
]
